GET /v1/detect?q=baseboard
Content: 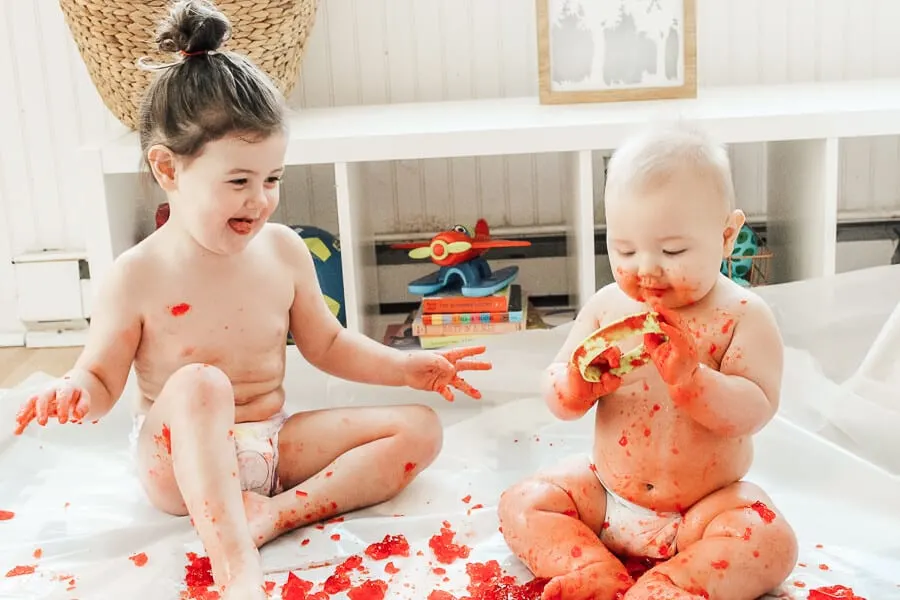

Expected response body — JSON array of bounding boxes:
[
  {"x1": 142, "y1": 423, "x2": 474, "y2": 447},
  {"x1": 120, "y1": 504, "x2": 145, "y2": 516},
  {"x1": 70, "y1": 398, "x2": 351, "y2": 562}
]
[
  {"x1": 25, "y1": 328, "x2": 88, "y2": 348},
  {"x1": 0, "y1": 331, "x2": 26, "y2": 347}
]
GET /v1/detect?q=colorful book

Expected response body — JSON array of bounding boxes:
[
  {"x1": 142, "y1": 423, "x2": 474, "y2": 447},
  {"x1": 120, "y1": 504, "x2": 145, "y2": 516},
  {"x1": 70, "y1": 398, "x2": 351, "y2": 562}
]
[
  {"x1": 421, "y1": 284, "x2": 513, "y2": 315},
  {"x1": 419, "y1": 333, "x2": 487, "y2": 350},
  {"x1": 420, "y1": 285, "x2": 523, "y2": 325},
  {"x1": 411, "y1": 300, "x2": 528, "y2": 337}
]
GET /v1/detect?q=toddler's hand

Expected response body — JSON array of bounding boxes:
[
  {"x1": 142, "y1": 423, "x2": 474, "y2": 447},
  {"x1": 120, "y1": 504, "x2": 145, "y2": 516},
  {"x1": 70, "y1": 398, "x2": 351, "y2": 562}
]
[
  {"x1": 14, "y1": 377, "x2": 91, "y2": 435},
  {"x1": 404, "y1": 346, "x2": 492, "y2": 401},
  {"x1": 644, "y1": 301, "x2": 699, "y2": 387}
]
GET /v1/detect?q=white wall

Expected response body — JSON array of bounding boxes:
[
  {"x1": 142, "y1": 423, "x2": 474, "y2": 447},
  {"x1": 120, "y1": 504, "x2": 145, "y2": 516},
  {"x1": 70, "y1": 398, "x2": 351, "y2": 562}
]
[{"x1": 2, "y1": 0, "x2": 900, "y2": 332}]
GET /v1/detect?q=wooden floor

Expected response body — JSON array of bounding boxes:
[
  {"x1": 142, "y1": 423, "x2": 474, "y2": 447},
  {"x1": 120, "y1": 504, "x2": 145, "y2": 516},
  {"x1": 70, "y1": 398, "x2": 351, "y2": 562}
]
[{"x1": 0, "y1": 347, "x2": 83, "y2": 389}]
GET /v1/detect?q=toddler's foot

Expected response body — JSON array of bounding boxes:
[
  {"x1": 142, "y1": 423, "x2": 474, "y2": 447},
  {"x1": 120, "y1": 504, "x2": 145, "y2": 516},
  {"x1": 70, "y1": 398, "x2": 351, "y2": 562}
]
[
  {"x1": 242, "y1": 491, "x2": 283, "y2": 547},
  {"x1": 541, "y1": 561, "x2": 633, "y2": 600},
  {"x1": 624, "y1": 572, "x2": 708, "y2": 600},
  {"x1": 219, "y1": 578, "x2": 268, "y2": 600}
]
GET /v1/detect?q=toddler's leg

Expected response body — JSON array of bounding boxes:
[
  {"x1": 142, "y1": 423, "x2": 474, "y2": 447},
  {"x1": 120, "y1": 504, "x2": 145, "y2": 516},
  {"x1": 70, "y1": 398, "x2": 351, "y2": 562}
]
[
  {"x1": 135, "y1": 364, "x2": 265, "y2": 600},
  {"x1": 625, "y1": 481, "x2": 797, "y2": 600},
  {"x1": 242, "y1": 403, "x2": 443, "y2": 546},
  {"x1": 498, "y1": 455, "x2": 633, "y2": 600}
]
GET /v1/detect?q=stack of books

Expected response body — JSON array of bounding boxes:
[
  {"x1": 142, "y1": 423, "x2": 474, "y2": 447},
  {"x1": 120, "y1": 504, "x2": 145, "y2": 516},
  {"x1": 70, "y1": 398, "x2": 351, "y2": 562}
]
[{"x1": 383, "y1": 284, "x2": 527, "y2": 350}]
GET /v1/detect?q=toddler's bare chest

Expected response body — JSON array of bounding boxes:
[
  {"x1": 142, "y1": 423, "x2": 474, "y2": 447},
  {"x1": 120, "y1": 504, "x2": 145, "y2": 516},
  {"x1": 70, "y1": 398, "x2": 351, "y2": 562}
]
[{"x1": 138, "y1": 278, "x2": 293, "y2": 368}]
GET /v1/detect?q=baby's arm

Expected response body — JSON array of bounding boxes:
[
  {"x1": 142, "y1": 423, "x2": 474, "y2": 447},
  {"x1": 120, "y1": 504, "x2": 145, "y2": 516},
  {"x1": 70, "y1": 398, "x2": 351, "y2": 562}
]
[
  {"x1": 542, "y1": 285, "x2": 618, "y2": 421},
  {"x1": 277, "y1": 227, "x2": 411, "y2": 386},
  {"x1": 669, "y1": 295, "x2": 782, "y2": 436}
]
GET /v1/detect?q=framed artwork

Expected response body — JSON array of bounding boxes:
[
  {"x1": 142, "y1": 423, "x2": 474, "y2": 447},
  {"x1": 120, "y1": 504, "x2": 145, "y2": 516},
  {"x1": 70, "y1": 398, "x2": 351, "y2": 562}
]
[{"x1": 536, "y1": 0, "x2": 697, "y2": 104}]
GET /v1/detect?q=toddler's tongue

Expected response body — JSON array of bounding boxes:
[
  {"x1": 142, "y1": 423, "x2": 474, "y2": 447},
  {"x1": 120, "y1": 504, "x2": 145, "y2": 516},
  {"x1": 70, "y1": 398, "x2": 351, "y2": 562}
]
[{"x1": 229, "y1": 218, "x2": 253, "y2": 235}]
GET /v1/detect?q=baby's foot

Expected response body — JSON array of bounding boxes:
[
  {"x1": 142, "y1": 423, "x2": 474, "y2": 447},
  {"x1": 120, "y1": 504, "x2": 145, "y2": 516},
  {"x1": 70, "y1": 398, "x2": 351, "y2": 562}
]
[
  {"x1": 541, "y1": 561, "x2": 633, "y2": 600},
  {"x1": 242, "y1": 491, "x2": 282, "y2": 547},
  {"x1": 624, "y1": 571, "x2": 708, "y2": 600}
]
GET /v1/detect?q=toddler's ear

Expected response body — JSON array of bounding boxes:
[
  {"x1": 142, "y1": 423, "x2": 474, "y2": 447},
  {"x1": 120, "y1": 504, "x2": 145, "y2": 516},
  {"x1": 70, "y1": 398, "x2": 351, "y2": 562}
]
[
  {"x1": 721, "y1": 209, "x2": 746, "y2": 258},
  {"x1": 147, "y1": 145, "x2": 177, "y2": 192}
]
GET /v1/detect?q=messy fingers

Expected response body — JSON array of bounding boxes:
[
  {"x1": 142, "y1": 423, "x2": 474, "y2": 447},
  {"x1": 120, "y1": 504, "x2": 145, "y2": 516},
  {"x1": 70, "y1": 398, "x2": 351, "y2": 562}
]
[
  {"x1": 56, "y1": 386, "x2": 75, "y2": 424},
  {"x1": 451, "y1": 376, "x2": 481, "y2": 400},
  {"x1": 14, "y1": 401, "x2": 36, "y2": 435},
  {"x1": 440, "y1": 346, "x2": 487, "y2": 363},
  {"x1": 36, "y1": 393, "x2": 54, "y2": 427},
  {"x1": 452, "y1": 360, "x2": 492, "y2": 372},
  {"x1": 72, "y1": 390, "x2": 88, "y2": 422},
  {"x1": 16, "y1": 396, "x2": 37, "y2": 423},
  {"x1": 437, "y1": 385, "x2": 455, "y2": 402}
]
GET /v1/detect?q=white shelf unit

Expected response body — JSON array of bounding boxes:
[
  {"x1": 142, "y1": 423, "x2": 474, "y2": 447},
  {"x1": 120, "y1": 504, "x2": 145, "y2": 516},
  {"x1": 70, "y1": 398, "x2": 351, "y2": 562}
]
[{"x1": 79, "y1": 78, "x2": 900, "y2": 339}]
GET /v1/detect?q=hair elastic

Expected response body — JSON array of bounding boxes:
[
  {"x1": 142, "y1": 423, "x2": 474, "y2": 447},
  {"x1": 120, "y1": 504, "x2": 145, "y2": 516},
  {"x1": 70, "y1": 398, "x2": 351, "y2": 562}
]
[{"x1": 180, "y1": 49, "x2": 218, "y2": 57}]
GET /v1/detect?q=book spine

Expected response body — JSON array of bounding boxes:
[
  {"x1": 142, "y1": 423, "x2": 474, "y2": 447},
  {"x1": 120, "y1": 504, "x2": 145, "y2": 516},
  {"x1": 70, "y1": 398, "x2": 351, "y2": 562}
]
[
  {"x1": 412, "y1": 320, "x2": 525, "y2": 337},
  {"x1": 421, "y1": 296, "x2": 508, "y2": 314},
  {"x1": 422, "y1": 311, "x2": 523, "y2": 325}
]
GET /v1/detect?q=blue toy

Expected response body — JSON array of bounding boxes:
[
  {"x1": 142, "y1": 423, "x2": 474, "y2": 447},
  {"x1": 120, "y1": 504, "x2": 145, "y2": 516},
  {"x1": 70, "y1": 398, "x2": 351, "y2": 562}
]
[
  {"x1": 290, "y1": 225, "x2": 346, "y2": 327},
  {"x1": 391, "y1": 219, "x2": 532, "y2": 298}
]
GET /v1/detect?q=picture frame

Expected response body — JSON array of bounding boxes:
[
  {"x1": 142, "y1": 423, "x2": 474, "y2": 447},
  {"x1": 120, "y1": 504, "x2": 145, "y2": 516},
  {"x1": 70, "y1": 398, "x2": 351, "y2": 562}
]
[{"x1": 536, "y1": 0, "x2": 697, "y2": 104}]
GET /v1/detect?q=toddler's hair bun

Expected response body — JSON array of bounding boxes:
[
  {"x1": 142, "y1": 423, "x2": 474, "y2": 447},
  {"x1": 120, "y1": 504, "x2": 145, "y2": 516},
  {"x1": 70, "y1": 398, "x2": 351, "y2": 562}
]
[{"x1": 155, "y1": 0, "x2": 232, "y2": 55}]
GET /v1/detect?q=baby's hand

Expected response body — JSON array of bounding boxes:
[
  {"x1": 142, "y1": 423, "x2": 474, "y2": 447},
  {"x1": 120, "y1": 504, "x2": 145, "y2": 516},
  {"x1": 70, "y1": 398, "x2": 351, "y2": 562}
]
[
  {"x1": 404, "y1": 346, "x2": 492, "y2": 401},
  {"x1": 552, "y1": 351, "x2": 623, "y2": 410},
  {"x1": 644, "y1": 302, "x2": 699, "y2": 387},
  {"x1": 14, "y1": 377, "x2": 91, "y2": 435}
]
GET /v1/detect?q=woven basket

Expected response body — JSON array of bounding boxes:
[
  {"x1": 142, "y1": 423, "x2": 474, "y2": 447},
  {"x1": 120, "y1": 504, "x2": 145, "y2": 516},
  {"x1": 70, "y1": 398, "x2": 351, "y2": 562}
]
[{"x1": 59, "y1": 0, "x2": 318, "y2": 130}]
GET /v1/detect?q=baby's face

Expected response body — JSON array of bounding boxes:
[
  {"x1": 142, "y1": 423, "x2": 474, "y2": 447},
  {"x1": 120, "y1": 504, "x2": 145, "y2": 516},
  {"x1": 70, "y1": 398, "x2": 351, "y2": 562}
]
[
  {"x1": 173, "y1": 131, "x2": 287, "y2": 255},
  {"x1": 606, "y1": 168, "x2": 738, "y2": 308}
]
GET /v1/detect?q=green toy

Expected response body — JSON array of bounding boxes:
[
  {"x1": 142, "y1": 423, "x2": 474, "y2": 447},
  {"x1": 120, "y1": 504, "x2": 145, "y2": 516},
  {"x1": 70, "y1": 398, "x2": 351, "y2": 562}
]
[{"x1": 721, "y1": 224, "x2": 760, "y2": 287}]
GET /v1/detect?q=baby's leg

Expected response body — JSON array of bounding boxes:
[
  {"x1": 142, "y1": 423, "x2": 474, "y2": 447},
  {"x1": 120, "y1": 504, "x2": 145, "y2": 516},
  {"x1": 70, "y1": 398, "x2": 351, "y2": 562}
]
[
  {"x1": 498, "y1": 455, "x2": 633, "y2": 600},
  {"x1": 242, "y1": 403, "x2": 443, "y2": 546},
  {"x1": 135, "y1": 364, "x2": 265, "y2": 600},
  {"x1": 625, "y1": 481, "x2": 797, "y2": 600}
]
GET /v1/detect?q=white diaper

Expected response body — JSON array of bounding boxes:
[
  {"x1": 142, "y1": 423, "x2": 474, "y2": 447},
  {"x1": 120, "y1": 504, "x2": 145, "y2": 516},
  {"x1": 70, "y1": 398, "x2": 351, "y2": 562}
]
[
  {"x1": 592, "y1": 461, "x2": 683, "y2": 560},
  {"x1": 130, "y1": 411, "x2": 289, "y2": 497}
]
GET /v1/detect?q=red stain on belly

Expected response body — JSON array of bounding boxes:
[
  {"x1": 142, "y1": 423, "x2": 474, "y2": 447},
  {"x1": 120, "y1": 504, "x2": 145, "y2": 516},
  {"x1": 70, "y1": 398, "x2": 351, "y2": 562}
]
[
  {"x1": 129, "y1": 552, "x2": 148, "y2": 567},
  {"x1": 618, "y1": 435, "x2": 628, "y2": 447},
  {"x1": 710, "y1": 560, "x2": 729, "y2": 570},
  {"x1": 721, "y1": 319, "x2": 734, "y2": 334},
  {"x1": 404, "y1": 462, "x2": 417, "y2": 473},
  {"x1": 170, "y1": 303, "x2": 192, "y2": 317}
]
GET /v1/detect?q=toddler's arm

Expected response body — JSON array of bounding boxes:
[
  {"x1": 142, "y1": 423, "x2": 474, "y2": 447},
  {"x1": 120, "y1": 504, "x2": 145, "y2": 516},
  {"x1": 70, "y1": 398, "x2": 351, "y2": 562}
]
[
  {"x1": 278, "y1": 227, "x2": 415, "y2": 386},
  {"x1": 669, "y1": 295, "x2": 782, "y2": 436},
  {"x1": 62, "y1": 255, "x2": 143, "y2": 419}
]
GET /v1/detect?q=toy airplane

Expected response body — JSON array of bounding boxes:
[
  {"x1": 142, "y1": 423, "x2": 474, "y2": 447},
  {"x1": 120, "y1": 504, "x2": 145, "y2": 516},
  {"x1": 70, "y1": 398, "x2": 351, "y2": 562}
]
[{"x1": 391, "y1": 219, "x2": 531, "y2": 297}]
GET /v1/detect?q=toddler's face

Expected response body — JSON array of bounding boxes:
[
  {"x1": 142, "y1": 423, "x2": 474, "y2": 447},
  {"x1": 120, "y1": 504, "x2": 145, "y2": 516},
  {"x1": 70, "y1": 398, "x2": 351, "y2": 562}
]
[
  {"x1": 605, "y1": 168, "x2": 741, "y2": 308},
  {"x1": 173, "y1": 131, "x2": 287, "y2": 255}
]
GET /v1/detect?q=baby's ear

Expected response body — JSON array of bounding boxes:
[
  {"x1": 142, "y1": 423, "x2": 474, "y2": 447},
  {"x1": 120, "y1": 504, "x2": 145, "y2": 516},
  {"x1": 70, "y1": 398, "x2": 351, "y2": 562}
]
[
  {"x1": 147, "y1": 145, "x2": 177, "y2": 192},
  {"x1": 721, "y1": 209, "x2": 746, "y2": 258}
]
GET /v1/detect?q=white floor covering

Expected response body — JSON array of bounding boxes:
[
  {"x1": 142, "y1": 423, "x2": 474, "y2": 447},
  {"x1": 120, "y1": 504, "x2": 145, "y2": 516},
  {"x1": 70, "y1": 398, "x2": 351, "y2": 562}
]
[{"x1": 2, "y1": 265, "x2": 900, "y2": 599}]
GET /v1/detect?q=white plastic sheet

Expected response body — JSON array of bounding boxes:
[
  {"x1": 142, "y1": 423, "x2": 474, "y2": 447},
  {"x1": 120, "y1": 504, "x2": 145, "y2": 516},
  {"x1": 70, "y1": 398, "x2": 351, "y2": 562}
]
[{"x1": 2, "y1": 265, "x2": 900, "y2": 599}]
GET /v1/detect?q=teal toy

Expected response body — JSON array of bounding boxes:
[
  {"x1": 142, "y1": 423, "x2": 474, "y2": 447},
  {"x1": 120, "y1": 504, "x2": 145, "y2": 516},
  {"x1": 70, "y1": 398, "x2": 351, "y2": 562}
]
[{"x1": 721, "y1": 224, "x2": 759, "y2": 287}]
